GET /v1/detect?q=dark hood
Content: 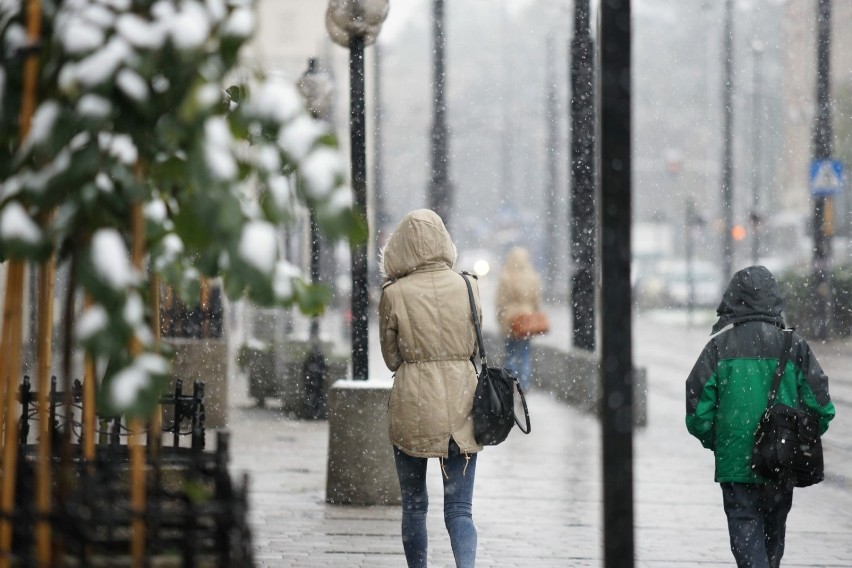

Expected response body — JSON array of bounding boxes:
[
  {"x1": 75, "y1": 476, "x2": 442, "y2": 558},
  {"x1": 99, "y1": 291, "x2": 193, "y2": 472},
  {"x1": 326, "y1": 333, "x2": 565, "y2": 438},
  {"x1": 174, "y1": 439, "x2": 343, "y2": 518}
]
[{"x1": 711, "y1": 265, "x2": 784, "y2": 334}]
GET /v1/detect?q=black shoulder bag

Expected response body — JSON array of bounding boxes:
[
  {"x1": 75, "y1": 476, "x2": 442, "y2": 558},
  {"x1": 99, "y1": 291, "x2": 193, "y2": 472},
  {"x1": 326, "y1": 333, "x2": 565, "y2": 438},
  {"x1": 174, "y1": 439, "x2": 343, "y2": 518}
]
[
  {"x1": 751, "y1": 328, "x2": 824, "y2": 487},
  {"x1": 461, "y1": 272, "x2": 531, "y2": 446}
]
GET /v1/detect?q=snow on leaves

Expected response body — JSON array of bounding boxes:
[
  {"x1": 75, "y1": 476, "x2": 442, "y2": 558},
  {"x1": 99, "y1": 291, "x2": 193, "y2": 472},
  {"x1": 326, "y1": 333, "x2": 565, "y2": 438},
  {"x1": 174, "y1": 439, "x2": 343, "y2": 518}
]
[{"x1": 0, "y1": 0, "x2": 357, "y2": 416}]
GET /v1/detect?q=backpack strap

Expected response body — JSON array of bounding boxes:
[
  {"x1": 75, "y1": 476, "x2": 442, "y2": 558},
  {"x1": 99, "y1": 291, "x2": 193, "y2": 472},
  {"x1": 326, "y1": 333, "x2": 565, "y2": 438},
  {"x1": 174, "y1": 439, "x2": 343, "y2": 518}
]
[{"x1": 766, "y1": 329, "x2": 794, "y2": 408}]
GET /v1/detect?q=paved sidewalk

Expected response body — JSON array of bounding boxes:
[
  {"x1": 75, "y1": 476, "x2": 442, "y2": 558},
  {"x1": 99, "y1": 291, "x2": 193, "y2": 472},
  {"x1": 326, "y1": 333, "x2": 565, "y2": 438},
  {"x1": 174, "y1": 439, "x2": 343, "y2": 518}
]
[{"x1": 229, "y1": 308, "x2": 852, "y2": 567}]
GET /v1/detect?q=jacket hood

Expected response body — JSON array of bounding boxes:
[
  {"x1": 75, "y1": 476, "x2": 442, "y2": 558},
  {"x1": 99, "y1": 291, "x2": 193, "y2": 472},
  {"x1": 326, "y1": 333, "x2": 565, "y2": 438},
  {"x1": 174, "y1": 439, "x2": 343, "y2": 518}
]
[
  {"x1": 711, "y1": 265, "x2": 784, "y2": 334},
  {"x1": 503, "y1": 246, "x2": 533, "y2": 273},
  {"x1": 380, "y1": 209, "x2": 456, "y2": 280}
]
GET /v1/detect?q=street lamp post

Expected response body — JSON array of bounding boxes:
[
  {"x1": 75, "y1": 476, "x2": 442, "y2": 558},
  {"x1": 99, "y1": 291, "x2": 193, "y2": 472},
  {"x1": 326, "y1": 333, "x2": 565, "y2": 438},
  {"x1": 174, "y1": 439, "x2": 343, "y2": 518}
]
[
  {"x1": 685, "y1": 201, "x2": 705, "y2": 326},
  {"x1": 428, "y1": 0, "x2": 452, "y2": 225},
  {"x1": 812, "y1": 0, "x2": 833, "y2": 340},
  {"x1": 373, "y1": 43, "x2": 388, "y2": 266},
  {"x1": 600, "y1": 0, "x2": 634, "y2": 564},
  {"x1": 326, "y1": 0, "x2": 389, "y2": 380},
  {"x1": 750, "y1": 39, "x2": 764, "y2": 265},
  {"x1": 544, "y1": 34, "x2": 559, "y2": 299},
  {"x1": 721, "y1": 0, "x2": 734, "y2": 281},
  {"x1": 570, "y1": 0, "x2": 596, "y2": 352},
  {"x1": 298, "y1": 58, "x2": 334, "y2": 418}
]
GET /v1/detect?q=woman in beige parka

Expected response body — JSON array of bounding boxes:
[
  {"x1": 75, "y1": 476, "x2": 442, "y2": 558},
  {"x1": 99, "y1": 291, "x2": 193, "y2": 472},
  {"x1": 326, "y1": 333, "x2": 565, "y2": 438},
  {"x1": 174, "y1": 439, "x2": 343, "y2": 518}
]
[
  {"x1": 379, "y1": 209, "x2": 482, "y2": 568},
  {"x1": 496, "y1": 246, "x2": 543, "y2": 390}
]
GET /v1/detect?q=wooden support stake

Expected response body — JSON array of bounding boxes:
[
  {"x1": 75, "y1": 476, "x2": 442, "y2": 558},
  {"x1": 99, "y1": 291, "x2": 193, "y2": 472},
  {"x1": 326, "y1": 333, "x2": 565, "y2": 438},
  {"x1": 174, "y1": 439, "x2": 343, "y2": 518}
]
[
  {"x1": 35, "y1": 257, "x2": 56, "y2": 567},
  {"x1": 2, "y1": 1, "x2": 44, "y2": 564},
  {"x1": 0, "y1": 261, "x2": 26, "y2": 567},
  {"x1": 129, "y1": 418, "x2": 145, "y2": 567},
  {"x1": 19, "y1": 0, "x2": 42, "y2": 136},
  {"x1": 148, "y1": 276, "x2": 162, "y2": 457},
  {"x1": 129, "y1": 200, "x2": 146, "y2": 568},
  {"x1": 82, "y1": 296, "x2": 96, "y2": 462}
]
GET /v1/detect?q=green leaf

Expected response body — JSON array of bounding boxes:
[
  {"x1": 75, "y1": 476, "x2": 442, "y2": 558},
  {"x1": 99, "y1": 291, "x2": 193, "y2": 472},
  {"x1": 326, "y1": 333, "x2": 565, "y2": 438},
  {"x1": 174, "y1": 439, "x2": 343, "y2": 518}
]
[
  {"x1": 183, "y1": 479, "x2": 214, "y2": 505},
  {"x1": 318, "y1": 208, "x2": 368, "y2": 243},
  {"x1": 294, "y1": 280, "x2": 331, "y2": 316}
]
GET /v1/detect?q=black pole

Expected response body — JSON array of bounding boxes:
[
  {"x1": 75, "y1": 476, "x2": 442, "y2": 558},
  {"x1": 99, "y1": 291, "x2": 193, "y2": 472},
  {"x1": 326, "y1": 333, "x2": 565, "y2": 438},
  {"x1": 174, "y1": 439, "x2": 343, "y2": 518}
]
[
  {"x1": 500, "y1": 6, "x2": 513, "y2": 205},
  {"x1": 304, "y1": 209, "x2": 327, "y2": 418},
  {"x1": 300, "y1": 57, "x2": 329, "y2": 417},
  {"x1": 349, "y1": 36, "x2": 369, "y2": 380},
  {"x1": 751, "y1": 42, "x2": 764, "y2": 265},
  {"x1": 570, "y1": 0, "x2": 596, "y2": 352},
  {"x1": 309, "y1": 212, "x2": 321, "y2": 335},
  {"x1": 721, "y1": 0, "x2": 734, "y2": 281},
  {"x1": 600, "y1": 0, "x2": 634, "y2": 566},
  {"x1": 544, "y1": 34, "x2": 559, "y2": 299},
  {"x1": 812, "y1": 0, "x2": 833, "y2": 340},
  {"x1": 428, "y1": 0, "x2": 452, "y2": 225},
  {"x1": 373, "y1": 43, "x2": 387, "y2": 253},
  {"x1": 685, "y1": 202, "x2": 697, "y2": 325}
]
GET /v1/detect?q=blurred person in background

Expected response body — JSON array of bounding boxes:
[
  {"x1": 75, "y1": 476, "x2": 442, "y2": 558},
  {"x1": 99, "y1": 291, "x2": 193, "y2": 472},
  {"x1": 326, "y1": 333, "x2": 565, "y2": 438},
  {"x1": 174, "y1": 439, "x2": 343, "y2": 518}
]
[{"x1": 496, "y1": 246, "x2": 544, "y2": 391}]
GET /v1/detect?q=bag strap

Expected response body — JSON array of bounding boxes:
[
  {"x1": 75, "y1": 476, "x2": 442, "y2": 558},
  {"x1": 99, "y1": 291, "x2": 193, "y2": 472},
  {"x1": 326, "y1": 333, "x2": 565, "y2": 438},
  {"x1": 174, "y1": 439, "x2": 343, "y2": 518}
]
[
  {"x1": 514, "y1": 380, "x2": 531, "y2": 433},
  {"x1": 461, "y1": 272, "x2": 532, "y2": 435},
  {"x1": 766, "y1": 328, "x2": 794, "y2": 408},
  {"x1": 461, "y1": 272, "x2": 488, "y2": 369}
]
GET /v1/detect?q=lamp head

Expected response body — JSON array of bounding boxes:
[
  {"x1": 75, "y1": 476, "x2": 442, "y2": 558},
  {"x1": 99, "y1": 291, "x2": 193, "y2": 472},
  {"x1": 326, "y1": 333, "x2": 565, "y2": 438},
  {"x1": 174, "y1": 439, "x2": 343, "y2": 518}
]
[
  {"x1": 325, "y1": 0, "x2": 389, "y2": 48},
  {"x1": 298, "y1": 58, "x2": 334, "y2": 120}
]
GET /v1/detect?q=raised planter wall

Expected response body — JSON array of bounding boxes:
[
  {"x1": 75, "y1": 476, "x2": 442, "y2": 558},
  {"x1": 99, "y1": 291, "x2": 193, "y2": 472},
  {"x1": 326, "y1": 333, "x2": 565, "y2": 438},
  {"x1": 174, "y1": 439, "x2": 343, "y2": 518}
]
[
  {"x1": 325, "y1": 379, "x2": 400, "y2": 506},
  {"x1": 484, "y1": 332, "x2": 647, "y2": 427}
]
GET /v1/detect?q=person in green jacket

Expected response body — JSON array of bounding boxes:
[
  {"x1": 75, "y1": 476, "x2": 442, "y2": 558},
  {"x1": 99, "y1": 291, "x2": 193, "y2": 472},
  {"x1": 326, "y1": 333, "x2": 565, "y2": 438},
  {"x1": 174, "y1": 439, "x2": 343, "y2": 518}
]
[{"x1": 685, "y1": 265, "x2": 835, "y2": 568}]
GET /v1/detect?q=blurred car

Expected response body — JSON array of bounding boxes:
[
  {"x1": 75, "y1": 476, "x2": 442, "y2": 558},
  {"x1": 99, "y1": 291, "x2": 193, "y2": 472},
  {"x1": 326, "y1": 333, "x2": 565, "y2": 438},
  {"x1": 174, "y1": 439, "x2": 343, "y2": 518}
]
[{"x1": 637, "y1": 259, "x2": 723, "y2": 308}]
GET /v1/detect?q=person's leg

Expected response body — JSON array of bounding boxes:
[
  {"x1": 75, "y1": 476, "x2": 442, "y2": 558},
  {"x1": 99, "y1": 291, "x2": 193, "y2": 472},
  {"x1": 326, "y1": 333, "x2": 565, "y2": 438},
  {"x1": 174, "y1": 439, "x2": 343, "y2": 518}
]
[
  {"x1": 505, "y1": 338, "x2": 529, "y2": 390},
  {"x1": 760, "y1": 480, "x2": 794, "y2": 568},
  {"x1": 721, "y1": 482, "x2": 770, "y2": 568},
  {"x1": 394, "y1": 446, "x2": 429, "y2": 568},
  {"x1": 518, "y1": 338, "x2": 532, "y2": 390},
  {"x1": 505, "y1": 338, "x2": 520, "y2": 373},
  {"x1": 442, "y1": 440, "x2": 477, "y2": 568}
]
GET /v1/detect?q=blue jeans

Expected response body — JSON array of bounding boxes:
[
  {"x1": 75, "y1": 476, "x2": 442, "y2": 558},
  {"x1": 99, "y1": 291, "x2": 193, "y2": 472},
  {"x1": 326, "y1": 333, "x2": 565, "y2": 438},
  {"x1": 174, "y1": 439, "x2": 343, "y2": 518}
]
[
  {"x1": 393, "y1": 440, "x2": 477, "y2": 568},
  {"x1": 720, "y1": 482, "x2": 794, "y2": 568},
  {"x1": 505, "y1": 338, "x2": 532, "y2": 391}
]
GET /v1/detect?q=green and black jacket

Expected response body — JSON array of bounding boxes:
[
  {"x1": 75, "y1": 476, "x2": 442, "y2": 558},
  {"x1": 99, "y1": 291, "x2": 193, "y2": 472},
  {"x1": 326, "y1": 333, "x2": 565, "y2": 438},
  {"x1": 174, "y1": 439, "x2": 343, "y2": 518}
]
[{"x1": 685, "y1": 266, "x2": 836, "y2": 483}]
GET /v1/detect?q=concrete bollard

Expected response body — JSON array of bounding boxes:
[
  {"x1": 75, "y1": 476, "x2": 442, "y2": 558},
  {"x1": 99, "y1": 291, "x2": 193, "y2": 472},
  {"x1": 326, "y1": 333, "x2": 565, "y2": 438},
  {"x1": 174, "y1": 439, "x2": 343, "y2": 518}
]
[{"x1": 325, "y1": 379, "x2": 401, "y2": 506}]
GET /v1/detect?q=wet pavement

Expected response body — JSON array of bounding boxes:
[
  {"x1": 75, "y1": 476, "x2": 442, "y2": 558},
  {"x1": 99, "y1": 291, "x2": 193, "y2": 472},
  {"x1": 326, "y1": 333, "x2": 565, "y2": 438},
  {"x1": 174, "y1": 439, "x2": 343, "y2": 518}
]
[{"x1": 228, "y1": 304, "x2": 852, "y2": 567}]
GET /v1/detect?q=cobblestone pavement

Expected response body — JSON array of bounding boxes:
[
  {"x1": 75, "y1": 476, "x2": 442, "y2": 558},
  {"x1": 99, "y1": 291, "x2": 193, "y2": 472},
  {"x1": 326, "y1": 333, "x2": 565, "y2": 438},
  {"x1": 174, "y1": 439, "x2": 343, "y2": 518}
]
[{"x1": 229, "y1": 307, "x2": 852, "y2": 567}]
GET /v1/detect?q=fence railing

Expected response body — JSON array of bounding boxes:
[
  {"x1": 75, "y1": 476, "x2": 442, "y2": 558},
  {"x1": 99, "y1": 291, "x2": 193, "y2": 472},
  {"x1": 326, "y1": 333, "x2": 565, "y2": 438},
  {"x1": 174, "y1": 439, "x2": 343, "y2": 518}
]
[
  {"x1": 10, "y1": 376, "x2": 253, "y2": 566},
  {"x1": 17, "y1": 376, "x2": 207, "y2": 454}
]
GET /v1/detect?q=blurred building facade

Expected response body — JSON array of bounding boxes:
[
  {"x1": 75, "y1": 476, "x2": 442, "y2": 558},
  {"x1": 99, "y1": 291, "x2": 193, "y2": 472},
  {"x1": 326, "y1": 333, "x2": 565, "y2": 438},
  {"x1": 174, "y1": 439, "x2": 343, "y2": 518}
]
[
  {"x1": 247, "y1": 1, "x2": 852, "y2": 277},
  {"x1": 781, "y1": 0, "x2": 852, "y2": 265},
  {"x1": 249, "y1": 1, "x2": 328, "y2": 81}
]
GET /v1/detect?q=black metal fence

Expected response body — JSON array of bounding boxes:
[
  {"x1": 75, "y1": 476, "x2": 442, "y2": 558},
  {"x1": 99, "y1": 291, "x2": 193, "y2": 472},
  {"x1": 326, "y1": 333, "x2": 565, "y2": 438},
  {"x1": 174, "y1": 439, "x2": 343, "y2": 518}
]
[
  {"x1": 12, "y1": 377, "x2": 254, "y2": 566},
  {"x1": 18, "y1": 376, "x2": 207, "y2": 453}
]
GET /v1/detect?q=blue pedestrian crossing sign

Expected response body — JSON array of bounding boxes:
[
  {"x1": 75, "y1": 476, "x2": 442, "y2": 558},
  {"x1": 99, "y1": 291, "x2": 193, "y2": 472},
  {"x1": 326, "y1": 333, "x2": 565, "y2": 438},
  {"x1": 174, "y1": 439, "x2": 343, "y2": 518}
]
[{"x1": 809, "y1": 159, "x2": 845, "y2": 196}]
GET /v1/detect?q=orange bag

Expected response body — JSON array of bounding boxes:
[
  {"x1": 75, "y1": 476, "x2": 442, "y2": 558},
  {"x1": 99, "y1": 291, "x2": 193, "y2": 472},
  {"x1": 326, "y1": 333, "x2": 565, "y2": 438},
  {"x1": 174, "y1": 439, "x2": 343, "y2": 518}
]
[{"x1": 509, "y1": 311, "x2": 550, "y2": 338}]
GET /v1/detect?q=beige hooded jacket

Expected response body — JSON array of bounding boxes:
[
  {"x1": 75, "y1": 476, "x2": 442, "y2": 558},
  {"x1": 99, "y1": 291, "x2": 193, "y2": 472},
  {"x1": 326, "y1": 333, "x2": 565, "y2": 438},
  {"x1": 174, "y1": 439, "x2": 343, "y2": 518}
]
[
  {"x1": 496, "y1": 246, "x2": 542, "y2": 336},
  {"x1": 379, "y1": 209, "x2": 483, "y2": 458}
]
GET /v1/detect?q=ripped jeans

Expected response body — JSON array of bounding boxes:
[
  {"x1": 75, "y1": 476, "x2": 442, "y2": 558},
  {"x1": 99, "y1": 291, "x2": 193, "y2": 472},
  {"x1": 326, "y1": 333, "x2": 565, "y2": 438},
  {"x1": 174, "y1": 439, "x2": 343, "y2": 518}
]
[{"x1": 393, "y1": 440, "x2": 478, "y2": 568}]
